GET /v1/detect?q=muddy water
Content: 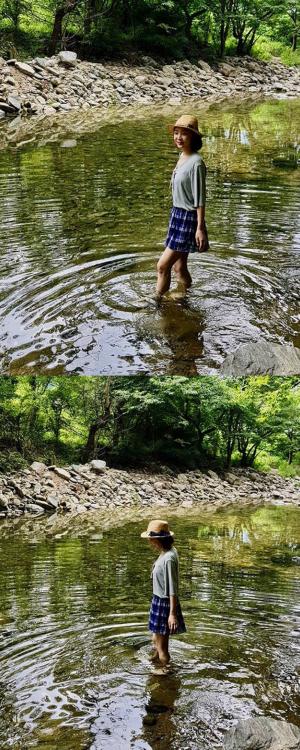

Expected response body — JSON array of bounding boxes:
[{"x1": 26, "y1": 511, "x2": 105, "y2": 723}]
[
  {"x1": 0, "y1": 98, "x2": 299, "y2": 374},
  {"x1": 0, "y1": 505, "x2": 299, "y2": 749}
]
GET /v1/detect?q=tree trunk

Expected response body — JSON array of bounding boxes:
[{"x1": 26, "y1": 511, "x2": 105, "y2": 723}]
[
  {"x1": 48, "y1": 7, "x2": 65, "y2": 55},
  {"x1": 84, "y1": 421, "x2": 99, "y2": 458},
  {"x1": 84, "y1": 0, "x2": 97, "y2": 36},
  {"x1": 236, "y1": 35, "x2": 245, "y2": 55}
]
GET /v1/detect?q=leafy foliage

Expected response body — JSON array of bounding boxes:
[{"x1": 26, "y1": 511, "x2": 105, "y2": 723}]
[
  {"x1": 0, "y1": 376, "x2": 299, "y2": 475},
  {"x1": 0, "y1": 0, "x2": 298, "y2": 62}
]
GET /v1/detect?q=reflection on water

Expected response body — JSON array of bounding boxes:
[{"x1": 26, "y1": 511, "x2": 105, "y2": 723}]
[
  {"x1": 0, "y1": 98, "x2": 299, "y2": 374},
  {"x1": 0, "y1": 506, "x2": 299, "y2": 749}
]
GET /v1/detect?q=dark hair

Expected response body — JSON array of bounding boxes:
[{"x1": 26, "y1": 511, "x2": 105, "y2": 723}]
[
  {"x1": 191, "y1": 131, "x2": 203, "y2": 151},
  {"x1": 158, "y1": 536, "x2": 174, "y2": 551}
]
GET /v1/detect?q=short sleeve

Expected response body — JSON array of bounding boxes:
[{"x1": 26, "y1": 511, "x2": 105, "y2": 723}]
[
  {"x1": 191, "y1": 160, "x2": 206, "y2": 207},
  {"x1": 165, "y1": 557, "x2": 178, "y2": 596}
]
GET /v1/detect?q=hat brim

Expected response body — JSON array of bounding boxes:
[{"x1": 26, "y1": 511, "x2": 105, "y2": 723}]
[
  {"x1": 167, "y1": 123, "x2": 202, "y2": 137},
  {"x1": 140, "y1": 530, "x2": 174, "y2": 538}
]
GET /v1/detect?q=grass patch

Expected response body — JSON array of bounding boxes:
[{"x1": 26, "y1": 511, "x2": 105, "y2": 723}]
[{"x1": 252, "y1": 38, "x2": 300, "y2": 66}]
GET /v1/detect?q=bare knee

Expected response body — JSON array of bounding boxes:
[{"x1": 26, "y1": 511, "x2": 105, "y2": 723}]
[
  {"x1": 157, "y1": 259, "x2": 169, "y2": 275},
  {"x1": 173, "y1": 259, "x2": 183, "y2": 274}
]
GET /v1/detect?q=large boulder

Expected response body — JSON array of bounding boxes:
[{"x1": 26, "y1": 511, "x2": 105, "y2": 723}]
[
  {"x1": 220, "y1": 342, "x2": 300, "y2": 376},
  {"x1": 223, "y1": 717, "x2": 300, "y2": 749},
  {"x1": 58, "y1": 51, "x2": 77, "y2": 67},
  {"x1": 90, "y1": 459, "x2": 107, "y2": 474},
  {"x1": 31, "y1": 461, "x2": 47, "y2": 475}
]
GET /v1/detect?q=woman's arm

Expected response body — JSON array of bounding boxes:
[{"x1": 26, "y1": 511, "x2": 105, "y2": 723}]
[
  {"x1": 195, "y1": 206, "x2": 209, "y2": 251},
  {"x1": 191, "y1": 161, "x2": 209, "y2": 252},
  {"x1": 168, "y1": 595, "x2": 178, "y2": 632}
]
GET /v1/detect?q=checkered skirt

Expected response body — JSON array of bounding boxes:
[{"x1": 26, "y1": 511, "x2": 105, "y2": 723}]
[
  {"x1": 165, "y1": 206, "x2": 198, "y2": 254},
  {"x1": 149, "y1": 595, "x2": 187, "y2": 635}
]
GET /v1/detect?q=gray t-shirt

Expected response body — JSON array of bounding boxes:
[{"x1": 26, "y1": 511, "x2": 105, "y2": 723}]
[
  {"x1": 151, "y1": 547, "x2": 179, "y2": 598},
  {"x1": 171, "y1": 153, "x2": 206, "y2": 210}
]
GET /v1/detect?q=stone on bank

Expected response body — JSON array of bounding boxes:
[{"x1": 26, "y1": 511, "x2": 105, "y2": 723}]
[
  {"x1": 1, "y1": 51, "x2": 300, "y2": 122},
  {"x1": 0, "y1": 461, "x2": 299, "y2": 519}
]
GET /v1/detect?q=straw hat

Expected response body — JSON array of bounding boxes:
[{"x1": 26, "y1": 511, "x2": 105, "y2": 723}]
[
  {"x1": 168, "y1": 114, "x2": 202, "y2": 137},
  {"x1": 141, "y1": 519, "x2": 174, "y2": 538}
]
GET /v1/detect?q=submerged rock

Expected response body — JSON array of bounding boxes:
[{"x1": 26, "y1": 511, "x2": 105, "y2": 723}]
[
  {"x1": 220, "y1": 342, "x2": 300, "y2": 376},
  {"x1": 111, "y1": 635, "x2": 150, "y2": 648},
  {"x1": 223, "y1": 717, "x2": 300, "y2": 749}
]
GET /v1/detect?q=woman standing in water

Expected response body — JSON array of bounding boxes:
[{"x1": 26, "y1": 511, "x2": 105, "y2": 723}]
[
  {"x1": 141, "y1": 519, "x2": 186, "y2": 667},
  {"x1": 156, "y1": 114, "x2": 209, "y2": 298}
]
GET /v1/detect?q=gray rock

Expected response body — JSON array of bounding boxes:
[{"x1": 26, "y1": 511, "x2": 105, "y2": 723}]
[
  {"x1": 60, "y1": 139, "x2": 77, "y2": 148},
  {"x1": 197, "y1": 59, "x2": 213, "y2": 73},
  {"x1": 0, "y1": 495, "x2": 8, "y2": 510},
  {"x1": 0, "y1": 110, "x2": 5, "y2": 119},
  {"x1": 14, "y1": 61, "x2": 36, "y2": 77},
  {"x1": 220, "y1": 342, "x2": 300, "y2": 376},
  {"x1": 58, "y1": 51, "x2": 77, "y2": 67},
  {"x1": 223, "y1": 717, "x2": 300, "y2": 749},
  {"x1": 7, "y1": 95, "x2": 21, "y2": 110},
  {"x1": 31, "y1": 461, "x2": 47, "y2": 475},
  {"x1": 43, "y1": 106, "x2": 56, "y2": 115},
  {"x1": 8, "y1": 480, "x2": 25, "y2": 498},
  {"x1": 34, "y1": 57, "x2": 47, "y2": 67},
  {"x1": 44, "y1": 494, "x2": 59, "y2": 509},
  {"x1": 26, "y1": 503, "x2": 45, "y2": 514},
  {"x1": 90, "y1": 460, "x2": 107, "y2": 474},
  {"x1": 0, "y1": 101, "x2": 16, "y2": 113},
  {"x1": 53, "y1": 467, "x2": 71, "y2": 480},
  {"x1": 207, "y1": 470, "x2": 219, "y2": 481}
]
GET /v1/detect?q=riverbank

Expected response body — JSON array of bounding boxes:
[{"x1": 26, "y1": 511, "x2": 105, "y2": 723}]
[
  {"x1": 0, "y1": 461, "x2": 299, "y2": 525},
  {"x1": 1, "y1": 52, "x2": 300, "y2": 124}
]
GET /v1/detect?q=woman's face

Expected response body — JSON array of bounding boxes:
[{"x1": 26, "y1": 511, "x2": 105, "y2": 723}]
[
  {"x1": 173, "y1": 127, "x2": 192, "y2": 151},
  {"x1": 148, "y1": 538, "x2": 163, "y2": 551}
]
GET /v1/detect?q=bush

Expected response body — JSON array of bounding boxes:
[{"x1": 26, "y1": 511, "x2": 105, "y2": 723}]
[
  {"x1": 252, "y1": 38, "x2": 300, "y2": 66},
  {"x1": 0, "y1": 450, "x2": 28, "y2": 473},
  {"x1": 255, "y1": 451, "x2": 300, "y2": 478}
]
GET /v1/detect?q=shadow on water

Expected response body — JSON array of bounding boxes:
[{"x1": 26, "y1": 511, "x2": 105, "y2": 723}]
[
  {"x1": 0, "y1": 505, "x2": 299, "y2": 749},
  {"x1": 0, "y1": 97, "x2": 299, "y2": 374}
]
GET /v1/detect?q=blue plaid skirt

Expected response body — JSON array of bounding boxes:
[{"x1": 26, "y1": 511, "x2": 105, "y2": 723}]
[
  {"x1": 149, "y1": 595, "x2": 186, "y2": 635},
  {"x1": 165, "y1": 206, "x2": 198, "y2": 254}
]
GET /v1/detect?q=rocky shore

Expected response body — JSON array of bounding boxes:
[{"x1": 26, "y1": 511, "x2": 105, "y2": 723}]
[
  {"x1": 0, "y1": 460, "x2": 298, "y2": 521},
  {"x1": 1, "y1": 51, "x2": 300, "y2": 122}
]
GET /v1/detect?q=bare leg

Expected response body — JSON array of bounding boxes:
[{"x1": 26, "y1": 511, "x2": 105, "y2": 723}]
[
  {"x1": 173, "y1": 255, "x2": 192, "y2": 290},
  {"x1": 156, "y1": 248, "x2": 182, "y2": 297},
  {"x1": 155, "y1": 634, "x2": 170, "y2": 666},
  {"x1": 150, "y1": 633, "x2": 159, "y2": 661}
]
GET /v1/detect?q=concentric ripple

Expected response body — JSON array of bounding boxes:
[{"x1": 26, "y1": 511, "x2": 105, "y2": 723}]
[
  {"x1": 0, "y1": 98, "x2": 299, "y2": 374},
  {"x1": 0, "y1": 506, "x2": 300, "y2": 749}
]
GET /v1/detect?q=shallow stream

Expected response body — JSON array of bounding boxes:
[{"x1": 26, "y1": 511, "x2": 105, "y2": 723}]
[
  {"x1": 0, "y1": 505, "x2": 299, "y2": 749},
  {"x1": 0, "y1": 98, "x2": 299, "y2": 374}
]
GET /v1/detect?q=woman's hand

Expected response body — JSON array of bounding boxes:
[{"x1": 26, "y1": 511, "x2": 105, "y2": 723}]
[
  {"x1": 195, "y1": 227, "x2": 209, "y2": 252},
  {"x1": 168, "y1": 614, "x2": 178, "y2": 633}
]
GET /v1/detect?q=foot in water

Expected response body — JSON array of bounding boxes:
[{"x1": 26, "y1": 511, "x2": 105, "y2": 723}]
[{"x1": 151, "y1": 662, "x2": 174, "y2": 675}]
